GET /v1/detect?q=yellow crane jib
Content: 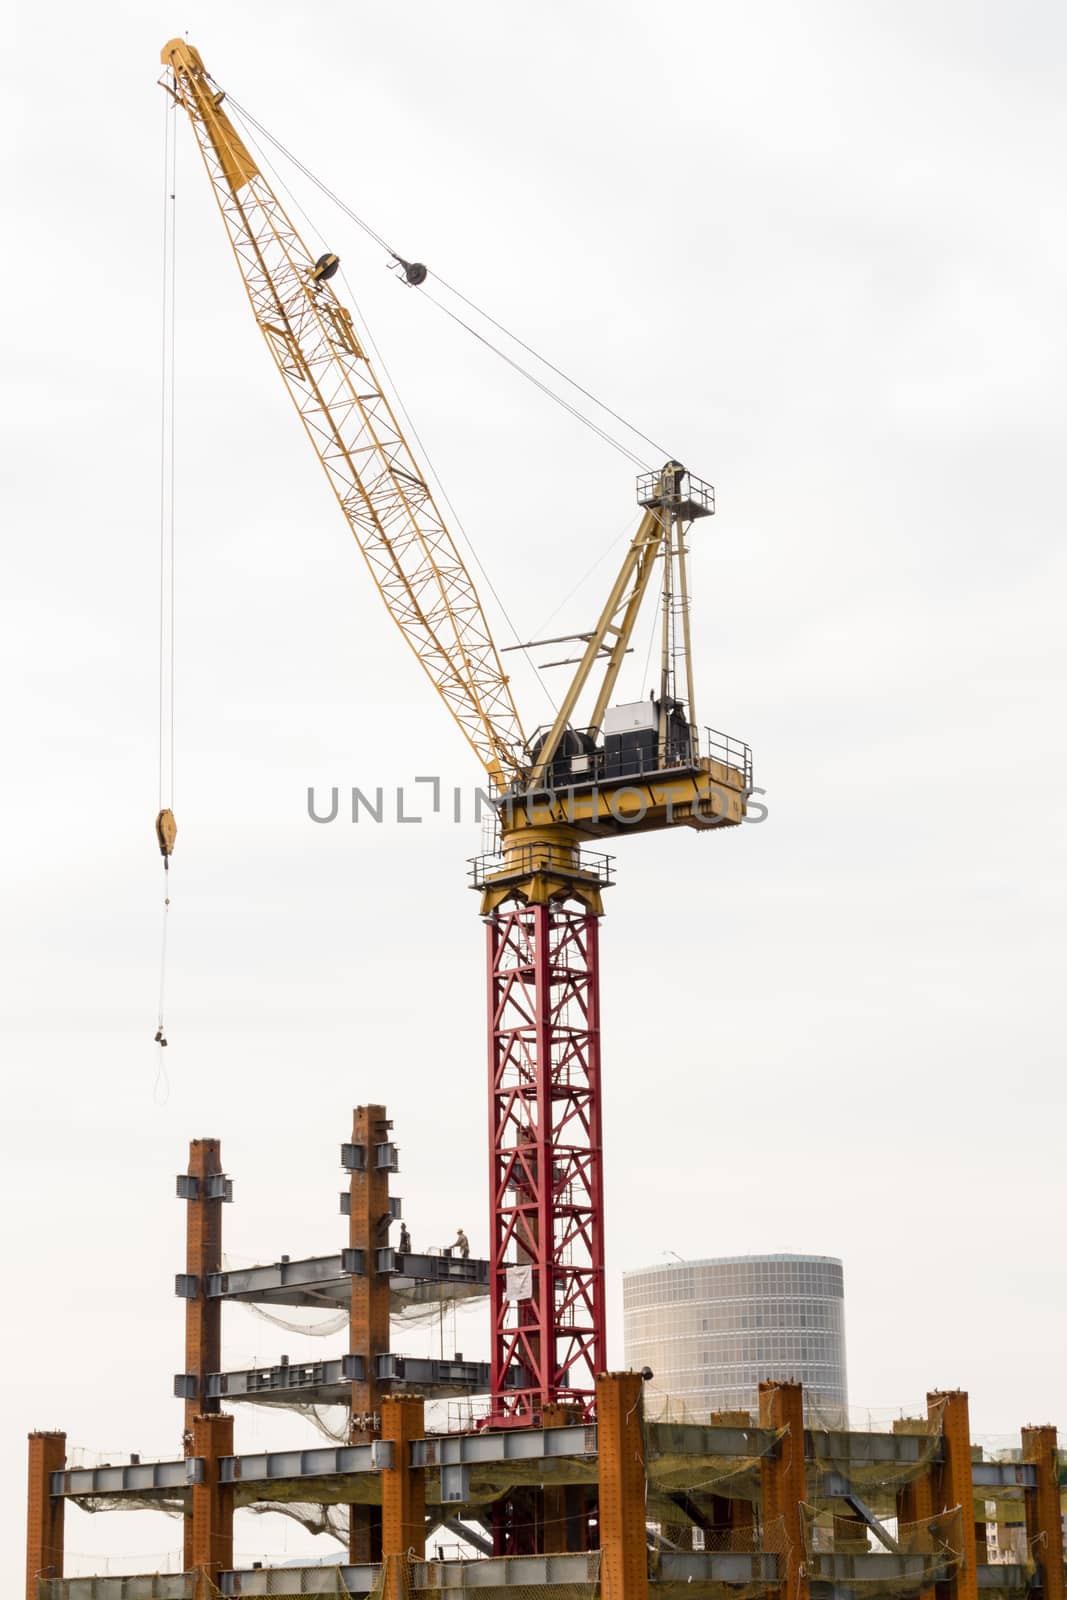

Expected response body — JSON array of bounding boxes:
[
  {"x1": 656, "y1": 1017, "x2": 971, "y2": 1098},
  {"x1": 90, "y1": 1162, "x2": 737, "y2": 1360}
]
[
  {"x1": 160, "y1": 41, "x2": 259, "y2": 194},
  {"x1": 161, "y1": 39, "x2": 525, "y2": 795}
]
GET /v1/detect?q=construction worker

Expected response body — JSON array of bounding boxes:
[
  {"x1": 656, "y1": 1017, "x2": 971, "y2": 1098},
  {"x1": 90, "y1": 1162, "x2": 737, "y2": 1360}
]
[
  {"x1": 455, "y1": 1227, "x2": 470, "y2": 1260},
  {"x1": 398, "y1": 1222, "x2": 411, "y2": 1255}
]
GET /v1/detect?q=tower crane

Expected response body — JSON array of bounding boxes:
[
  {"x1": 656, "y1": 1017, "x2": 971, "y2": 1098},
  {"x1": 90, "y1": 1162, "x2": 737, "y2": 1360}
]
[{"x1": 161, "y1": 39, "x2": 750, "y2": 1443}]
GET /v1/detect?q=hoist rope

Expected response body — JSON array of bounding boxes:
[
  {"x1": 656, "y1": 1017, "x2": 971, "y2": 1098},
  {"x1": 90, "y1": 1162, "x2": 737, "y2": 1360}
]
[
  {"x1": 222, "y1": 98, "x2": 663, "y2": 720},
  {"x1": 154, "y1": 869, "x2": 171, "y2": 1104},
  {"x1": 527, "y1": 511, "x2": 641, "y2": 642},
  {"x1": 226, "y1": 97, "x2": 670, "y2": 470},
  {"x1": 429, "y1": 269, "x2": 673, "y2": 462},
  {"x1": 157, "y1": 873, "x2": 170, "y2": 1028},
  {"x1": 155, "y1": 96, "x2": 178, "y2": 1062},
  {"x1": 416, "y1": 284, "x2": 649, "y2": 468},
  {"x1": 229, "y1": 106, "x2": 559, "y2": 720},
  {"x1": 335, "y1": 265, "x2": 558, "y2": 717},
  {"x1": 159, "y1": 97, "x2": 176, "y2": 814}
]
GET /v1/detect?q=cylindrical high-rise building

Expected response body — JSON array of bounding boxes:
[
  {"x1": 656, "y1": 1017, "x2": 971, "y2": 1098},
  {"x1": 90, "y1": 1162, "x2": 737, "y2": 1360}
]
[{"x1": 623, "y1": 1253, "x2": 847, "y2": 1424}]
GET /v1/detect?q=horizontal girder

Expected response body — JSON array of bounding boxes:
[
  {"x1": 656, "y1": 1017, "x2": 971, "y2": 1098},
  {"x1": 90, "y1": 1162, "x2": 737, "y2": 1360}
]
[
  {"x1": 194, "y1": 1250, "x2": 488, "y2": 1309},
  {"x1": 50, "y1": 1420, "x2": 964, "y2": 1500}
]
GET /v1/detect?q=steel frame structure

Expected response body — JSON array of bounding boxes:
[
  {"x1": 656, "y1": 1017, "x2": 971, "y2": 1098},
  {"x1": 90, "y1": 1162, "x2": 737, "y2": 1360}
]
[{"x1": 487, "y1": 903, "x2": 606, "y2": 1427}]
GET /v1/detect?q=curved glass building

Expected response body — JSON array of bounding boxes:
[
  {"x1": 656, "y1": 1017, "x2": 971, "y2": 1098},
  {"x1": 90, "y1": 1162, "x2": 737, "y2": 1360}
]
[{"x1": 623, "y1": 1253, "x2": 848, "y2": 1425}]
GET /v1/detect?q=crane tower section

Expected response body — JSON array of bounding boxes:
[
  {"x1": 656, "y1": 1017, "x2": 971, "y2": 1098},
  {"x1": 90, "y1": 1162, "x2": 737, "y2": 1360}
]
[{"x1": 487, "y1": 904, "x2": 605, "y2": 1424}]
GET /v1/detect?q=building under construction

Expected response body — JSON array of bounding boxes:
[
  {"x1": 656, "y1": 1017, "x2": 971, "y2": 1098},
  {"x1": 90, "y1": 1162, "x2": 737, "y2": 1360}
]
[
  {"x1": 24, "y1": 1116, "x2": 1067, "y2": 1600},
  {"x1": 24, "y1": 35, "x2": 1065, "y2": 1600}
]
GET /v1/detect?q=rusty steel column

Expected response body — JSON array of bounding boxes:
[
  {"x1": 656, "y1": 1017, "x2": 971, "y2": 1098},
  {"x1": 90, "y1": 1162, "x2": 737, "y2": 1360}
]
[
  {"x1": 381, "y1": 1395, "x2": 425, "y2": 1598},
  {"x1": 927, "y1": 1391, "x2": 978, "y2": 1600},
  {"x1": 179, "y1": 1139, "x2": 226, "y2": 1570},
  {"x1": 597, "y1": 1372, "x2": 648, "y2": 1600},
  {"x1": 25, "y1": 1432, "x2": 65, "y2": 1600},
  {"x1": 348, "y1": 1104, "x2": 392, "y2": 1563},
  {"x1": 191, "y1": 1413, "x2": 233, "y2": 1582},
  {"x1": 1022, "y1": 1425, "x2": 1065, "y2": 1600},
  {"x1": 758, "y1": 1381, "x2": 809, "y2": 1600}
]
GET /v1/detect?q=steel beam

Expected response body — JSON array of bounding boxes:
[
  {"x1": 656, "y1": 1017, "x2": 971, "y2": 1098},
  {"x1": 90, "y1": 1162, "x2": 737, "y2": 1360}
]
[
  {"x1": 375, "y1": 1354, "x2": 491, "y2": 1393},
  {"x1": 206, "y1": 1255, "x2": 350, "y2": 1305},
  {"x1": 51, "y1": 1461, "x2": 194, "y2": 1498},
  {"x1": 50, "y1": 1552, "x2": 794, "y2": 1600},
  {"x1": 808, "y1": 1552, "x2": 954, "y2": 1583},
  {"x1": 971, "y1": 1460, "x2": 1038, "y2": 1489},
  {"x1": 808, "y1": 1428, "x2": 942, "y2": 1467},
  {"x1": 441, "y1": 1520, "x2": 494, "y2": 1557},
  {"x1": 843, "y1": 1489, "x2": 900, "y2": 1555},
  {"x1": 53, "y1": 1415, "x2": 988, "y2": 1500},
  {"x1": 202, "y1": 1354, "x2": 490, "y2": 1406},
  {"x1": 204, "y1": 1359, "x2": 356, "y2": 1406},
  {"x1": 658, "y1": 1553, "x2": 782, "y2": 1583},
  {"x1": 414, "y1": 1423, "x2": 596, "y2": 1468},
  {"x1": 204, "y1": 1251, "x2": 488, "y2": 1309},
  {"x1": 414, "y1": 1554, "x2": 600, "y2": 1588},
  {"x1": 220, "y1": 1446, "x2": 373, "y2": 1483},
  {"x1": 220, "y1": 1571, "x2": 380, "y2": 1596},
  {"x1": 53, "y1": 1425, "x2": 592, "y2": 1502},
  {"x1": 41, "y1": 1580, "x2": 197, "y2": 1600},
  {"x1": 976, "y1": 1566, "x2": 1032, "y2": 1591},
  {"x1": 647, "y1": 1421, "x2": 775, "y2": 1459}
]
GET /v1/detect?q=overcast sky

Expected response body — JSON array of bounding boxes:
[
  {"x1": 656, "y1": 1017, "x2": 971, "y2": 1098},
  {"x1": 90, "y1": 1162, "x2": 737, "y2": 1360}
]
[{"x1": 3, "y1": 0, "x2": 1066, "y2": 1583}]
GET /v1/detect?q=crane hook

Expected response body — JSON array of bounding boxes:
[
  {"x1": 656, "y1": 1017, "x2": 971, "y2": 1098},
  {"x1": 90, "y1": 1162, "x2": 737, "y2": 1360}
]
[
  {"x1": 155, "y1": 808, "x2": 177, "y2": 858},
  {"x1": 154, "y1": 811, "x2": 175, "y2": 1048}
]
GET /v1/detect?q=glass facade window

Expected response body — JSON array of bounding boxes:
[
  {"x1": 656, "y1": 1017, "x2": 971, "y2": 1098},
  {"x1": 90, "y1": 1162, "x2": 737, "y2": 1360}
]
[{"x1": 622, "y1": 1254, "x2": 847, "y2": 1426}]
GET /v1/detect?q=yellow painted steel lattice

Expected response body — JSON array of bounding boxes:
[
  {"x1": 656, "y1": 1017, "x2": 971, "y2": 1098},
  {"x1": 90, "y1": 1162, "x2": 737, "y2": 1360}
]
[{"x1": 161, "y1": 40, "x2": 525, "y2": 793}]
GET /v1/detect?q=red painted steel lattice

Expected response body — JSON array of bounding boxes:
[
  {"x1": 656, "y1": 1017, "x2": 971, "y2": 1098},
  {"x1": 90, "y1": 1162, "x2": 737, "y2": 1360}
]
[{"x1": 487, "y1": 904, "x2": 606, "y2": 1424}]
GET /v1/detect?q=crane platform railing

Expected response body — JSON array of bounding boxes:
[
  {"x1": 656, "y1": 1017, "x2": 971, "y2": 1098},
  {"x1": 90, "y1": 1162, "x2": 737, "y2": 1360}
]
[
  {"x1": 505, "y1": 725, "x2": 752, "y2": 796},
  {"x1": 468, "y1": 845, "x2": 616, "y2": 893},
  {"x1": 704, "y1": 727, "x2": 754, "y2": 789},
  {"x1": 636, "y1": 467, "x2": 716, "y2": 520}
]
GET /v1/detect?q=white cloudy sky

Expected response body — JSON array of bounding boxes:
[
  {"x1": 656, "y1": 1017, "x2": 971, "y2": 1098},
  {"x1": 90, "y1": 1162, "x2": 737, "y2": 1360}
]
[{"x1": 3, "y1": 0, "x2": 1066, "y2": 1582}]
